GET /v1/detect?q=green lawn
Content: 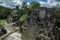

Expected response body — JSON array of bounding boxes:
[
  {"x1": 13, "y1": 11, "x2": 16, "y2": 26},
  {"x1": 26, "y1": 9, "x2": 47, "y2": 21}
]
[
  {"x1": 0, "y1": 20, "x2": 6, "y2": 25},
  {"x1": 19, "y1": 14, "x2": 28, "y2": 22},
  {"x1": 12, "y1": 14, "x2": 18, "y2": 16},
  {"x1": 58, "y1": 28, "x2": 60, "y2": 30}
]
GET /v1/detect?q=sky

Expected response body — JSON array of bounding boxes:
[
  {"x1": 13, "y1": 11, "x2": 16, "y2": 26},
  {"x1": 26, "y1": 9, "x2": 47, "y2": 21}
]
[
  {"x1": 23, "y1": 0, "x2": 47, "y2": 2},
  {"x1": 0, "y1": 0, "x2": 60, "y2": 8}
]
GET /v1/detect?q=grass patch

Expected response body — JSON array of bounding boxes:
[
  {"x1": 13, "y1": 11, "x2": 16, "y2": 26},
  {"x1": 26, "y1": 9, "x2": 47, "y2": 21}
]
[
  {"x1": 0, "y1": 20, "x2": 6, "y2": 25},
  {"x1": 58, "y1": 28, "x2": 60, "y2": 30},
  {"x1": 19, "y1": 14, "x2": 28, "y2": 22},
  {"x1": 11, "y1": 14, "x2": 18, "y2": 16}
]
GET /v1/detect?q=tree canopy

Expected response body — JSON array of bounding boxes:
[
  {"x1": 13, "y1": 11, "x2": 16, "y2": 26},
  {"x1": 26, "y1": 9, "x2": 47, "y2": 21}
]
[
  {"x1": 55, "y1": 7, "x2": 60, "y2": 28},
  {"x1": 0, "y1": 6, "x2": 12, "y2": 19},
  {"x1": 29, "y1": 2, "x2": 40, "y2": 10}
]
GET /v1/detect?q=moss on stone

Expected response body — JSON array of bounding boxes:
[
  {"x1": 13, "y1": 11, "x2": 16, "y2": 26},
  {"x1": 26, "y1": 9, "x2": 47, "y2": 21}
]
[{"x1": 19, "y1": 14, "x2": 28, "y2": 22}]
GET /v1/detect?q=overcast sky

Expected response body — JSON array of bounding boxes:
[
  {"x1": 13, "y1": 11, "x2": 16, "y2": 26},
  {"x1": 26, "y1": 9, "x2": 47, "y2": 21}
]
[{"x1": 0, "y1": 0, "x2": 60, "y2": 8}]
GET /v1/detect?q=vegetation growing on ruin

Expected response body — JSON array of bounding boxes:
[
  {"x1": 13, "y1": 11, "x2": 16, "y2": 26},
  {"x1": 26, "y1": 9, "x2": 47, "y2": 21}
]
[
  {"x1": 0, "y1": 2, "x2": 60, "y2": 28},
  {"x1": 0, "y1": 2, "x2": 60, "y2": 40},
  {"x1": 55, "y1": 7, "x2": 60, "y2": 30},
  {"x1": 19, "y1": 14, "x2": 28, "y2": 22}
]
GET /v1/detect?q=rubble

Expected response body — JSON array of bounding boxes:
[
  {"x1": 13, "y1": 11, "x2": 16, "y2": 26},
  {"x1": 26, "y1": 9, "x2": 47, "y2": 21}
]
[{"x1": 19, "y1": 7, "x2": 56, "y2": 40}]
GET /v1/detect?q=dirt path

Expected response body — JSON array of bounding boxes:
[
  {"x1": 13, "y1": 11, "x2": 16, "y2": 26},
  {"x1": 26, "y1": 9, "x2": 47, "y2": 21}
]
[{"x1": 0, "y1": 23, "x2": 22, "y2": 40}]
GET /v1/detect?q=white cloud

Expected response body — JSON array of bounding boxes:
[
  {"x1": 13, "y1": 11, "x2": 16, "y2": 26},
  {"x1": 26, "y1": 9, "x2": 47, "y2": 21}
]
[
  {"x1": 0, "y1": 0, "x2": 23, "y2": 8},
  {"x1": 0, "y1": 0, "x2": 60, "y2": 8},
  {"x1": 39, "y1": 1, "x2": 46, "y2": 7},
  {"x1": 27, "y1": 2, "x2": 30, "y2": 5},
  {"x1": 13, "y1": 0, "x2": 22, "y2": 5},
  {"x1": 39, "y1": 0, "x2": 60, "y2": 8}
]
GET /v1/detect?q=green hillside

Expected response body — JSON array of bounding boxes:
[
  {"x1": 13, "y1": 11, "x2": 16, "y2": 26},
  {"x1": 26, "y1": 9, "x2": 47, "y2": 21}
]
[{"x1": 0, "y1": 6, "x2": 12, "y2": 19}]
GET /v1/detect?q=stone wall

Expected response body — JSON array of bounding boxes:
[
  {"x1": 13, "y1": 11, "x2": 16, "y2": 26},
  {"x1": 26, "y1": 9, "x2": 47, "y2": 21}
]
[{"x1": 20, "y1": 7, "x2": 57, "y2": 40}]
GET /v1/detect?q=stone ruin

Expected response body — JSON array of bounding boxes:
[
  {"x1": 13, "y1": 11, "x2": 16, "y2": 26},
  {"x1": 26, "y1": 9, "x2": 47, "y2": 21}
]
[
  {"x1": 19, "y1": 7, "x2": 57, "y2": 40},
  {"x1": 0, "y1": 25, "x2": 7, "y2": 37}
]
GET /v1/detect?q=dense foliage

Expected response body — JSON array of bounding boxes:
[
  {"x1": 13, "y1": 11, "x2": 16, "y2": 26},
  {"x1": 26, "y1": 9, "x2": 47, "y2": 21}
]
[
  {"x1": 55, "y1": 7, "x2": 60, "y2": 30},
  {"x1": 0, "y1": 6, "x2": 12, "y2": 19},
  {"x1": 29, "y1": 2, "x2": 40, "y2": 10},
  {"x1": 0, "y1": 2, "x2": 60, "y2": 28},
  {"x1": 0, "y1": 2, "x2": 60, "y2": 40}
]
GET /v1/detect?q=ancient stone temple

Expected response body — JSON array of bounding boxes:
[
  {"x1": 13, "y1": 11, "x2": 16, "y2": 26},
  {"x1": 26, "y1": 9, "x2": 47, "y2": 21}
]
[{"x1": 20, "y1": 7, "x2": 56, "y2": 40}]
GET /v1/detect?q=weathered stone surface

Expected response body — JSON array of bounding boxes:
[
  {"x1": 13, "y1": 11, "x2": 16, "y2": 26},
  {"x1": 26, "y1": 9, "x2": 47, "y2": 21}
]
[
  {"x1": 0, "y1": 25, "x2": 7, "y2": 37},
  {"x1": 20, "y1": 7, "x2": 56, "y2": 40}
]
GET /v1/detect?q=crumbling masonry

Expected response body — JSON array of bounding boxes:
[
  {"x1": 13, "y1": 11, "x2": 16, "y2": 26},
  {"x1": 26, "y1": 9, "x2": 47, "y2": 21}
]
[{"x1": 20, "y1": 7, "x2": 57, "y2": 40}]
